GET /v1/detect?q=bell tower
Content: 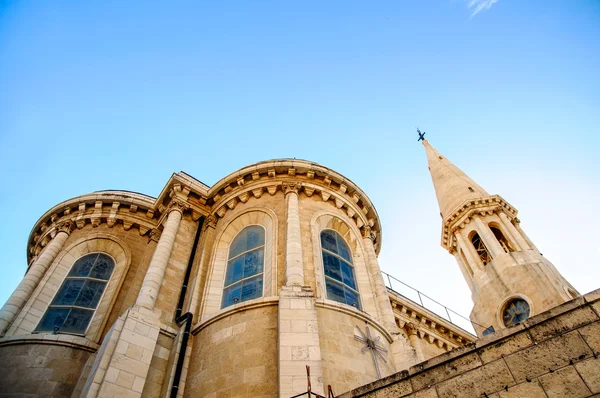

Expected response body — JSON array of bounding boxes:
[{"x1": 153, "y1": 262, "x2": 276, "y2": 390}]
[{"x1": 422, "y1": 140, "x2": 578, "y2": 336}]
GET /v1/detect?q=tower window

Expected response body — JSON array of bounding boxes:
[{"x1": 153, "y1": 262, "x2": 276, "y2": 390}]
[
  {"x1": 471, "y1": 232, "x2": 491, "y2": 265},
  {"x1": 320, "y1": 230, "x2": 361, "y2": 309},
  {"x1": 36, "y1": 253, "x2": 115, "y2": 334},
  {"x1": 490, "y1": 226, "x2": 514, "y2": 253},
  {"x1": 222, "y1": 225, "x2": 265, "y2": 308}
]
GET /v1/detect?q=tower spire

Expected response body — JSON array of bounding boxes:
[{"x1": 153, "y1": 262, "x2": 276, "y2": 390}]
[
  {"x1": 421, "y1": 139, "x2": 578, "y2": 337},
  {"x1": 423, "y1": 140, "x2": 488, "y2": 218}
]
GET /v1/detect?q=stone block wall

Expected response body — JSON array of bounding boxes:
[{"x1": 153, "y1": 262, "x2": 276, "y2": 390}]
[
  {"x1": 316, "y1": 303, "x2": 396, "y2": 395},
  {"x1": 340, "y1": 289, "x2": 600, "y2": 398},
  {"x1": 0, "y1": 340, "x2": 93, "y2": 397},
  {"x1": 184, "y1": 303, "x2": 278, "y2": 397}
]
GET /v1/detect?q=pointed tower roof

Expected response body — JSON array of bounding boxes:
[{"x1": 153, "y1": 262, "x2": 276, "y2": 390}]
[{"x1": 423, "y1": 140, "x2": 489, "y2": 218}]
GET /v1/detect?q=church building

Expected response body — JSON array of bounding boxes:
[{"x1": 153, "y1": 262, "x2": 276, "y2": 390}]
[{"x1": 0, "y1": 140, "x2": 590, "y2": 397}]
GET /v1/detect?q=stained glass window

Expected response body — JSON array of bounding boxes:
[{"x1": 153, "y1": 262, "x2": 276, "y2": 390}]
[
  {"x1": 502, "y1": 298, "x2": 531, "y2": 327},
  {"x1": 222, "y1": 226, "x2": 265, "y2": 308},
  {"x1": 36, "y1": 253, "x2": 115, "y2": 334},
  {"x1": 320, "y1": 230, "x2": 361, "y2": 309}
]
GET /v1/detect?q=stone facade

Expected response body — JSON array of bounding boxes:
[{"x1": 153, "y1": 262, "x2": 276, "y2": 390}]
[
  {"x1": 0, "y1": 154, "x2": 586, "y2": 398},
  {"x1": 339, "y1": 289, "x2": 600, "y2": 398}
]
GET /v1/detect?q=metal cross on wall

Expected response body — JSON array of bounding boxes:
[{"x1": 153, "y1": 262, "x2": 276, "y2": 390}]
[{"x1": 354, "y1": 323, "x2": 388, "y2": 379}]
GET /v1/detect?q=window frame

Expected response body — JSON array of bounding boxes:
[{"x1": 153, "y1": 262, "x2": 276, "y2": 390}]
[
  {"x1": 221, "y1": 225, "x2": 266, "y2": 309},
  {"x1": 320, "y1": 229, "x2": 362, "y2": 309},
  {"x1": 35, "y1": 252, "x2": 116, "y2": 336}
]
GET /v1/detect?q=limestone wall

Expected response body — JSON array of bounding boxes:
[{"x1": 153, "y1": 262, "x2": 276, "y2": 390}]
[
  {"x1": 184, "y1": 302, "x2": 278, "y2": 397},
  {"x1": 0, "y1": 339, "x2": 94, "y2": 397},
  {"x1": 316, "y1": 304, "x2": 396, "y2": 395},
  {"x1": 340, "y1": 289, "x2": 600, "y2": 398}
]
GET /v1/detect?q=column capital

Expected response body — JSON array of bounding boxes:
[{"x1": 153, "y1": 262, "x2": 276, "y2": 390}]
[
  {"x1": 361, "y1": 226, "x2": 376, "y2": 241},
  {"x1": 405, "y1": 322, "x2": 420, "y2": 336},
  {"x1": 167, "y1": 198, "x2": 190, "y2": 215},
  {"x1": 55, "y1": 220, "x2": 74, "y2": 236},
  {"x1": 282, "y1": 181, "x2": 302, "y2": 196}
]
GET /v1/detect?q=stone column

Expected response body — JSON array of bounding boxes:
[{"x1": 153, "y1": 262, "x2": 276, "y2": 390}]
[
  {"x1": 473, "y1": 217, "x2": 505, "y2": 258},
  {"x1": 405, "y1": 323, "x2": 424, "y2": 363},
  {"x1": 283, "y1": 182, "x2": 305, "y2": 286},
  {"x1": 455, "y1": 232, "x2": 482, "y2": 272},
  {"x1": 136, "y1": 200, "x2": 187, "y2": 309},
  {"x1": 499, "y1": 212, "x2": 530, "y2": 250},
  {"x1": 513, "y1": 221, "x2": 539, "y2": 252},
  {"x1": 0, "y1": 221, "x2": 72, "y2": 336},
  {"x1": 362, "y1": 227, "x2": 398, "y2": 333}
]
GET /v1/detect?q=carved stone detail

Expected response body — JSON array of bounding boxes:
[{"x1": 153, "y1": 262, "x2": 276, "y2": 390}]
[
  {"x1": 304, "y1": 187, "x2": 315, "y2": 197},
  {"x1": 204, "y1": 215, "x2": 218, "y2": 230},
  {"x1": 267, "y1": 185, "x2": 278, "y2": 196},
  {"x1": 56, "y1": 220, "x2": 74, "y2": 235},
  {"x1": 334, "y1": 198, "x2": 344, "y2": 209},
  {"x1": 238, "y1": 192, "x2": 249, "y2": 203},
  {"x1": 149, "y1": 228, "x2": 161, "y2": 243},
  {"x1": 321, "y1": 191, "x2": 331, "y2": 202},
  {"x1": 282, "y1": 182, "x2": 302, "y2": 196},
  {"x1": 405, "y1": 322, "x2": 419, "y2": 336},
  {"x1": 226, "y1": 198, "x2": 237, "y2": 210},
  {"x1": 216, "y1": 207, "x2": 227, "y2": 218},
  {"x1": 252, "y1": 188, "x2": 264, "y2": 198},
  {"x1": 168, "y1": 199, "x2": 190, "y2": 215}
]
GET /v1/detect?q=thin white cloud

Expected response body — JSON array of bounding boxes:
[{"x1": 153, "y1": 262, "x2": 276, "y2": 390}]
[{"x1": 466, "y1": 0, "x2": 499, "y2": 17}]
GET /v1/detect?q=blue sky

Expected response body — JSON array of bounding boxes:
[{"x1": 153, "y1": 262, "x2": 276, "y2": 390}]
[{"x1": 1, "y1": 0, "x2": 599, "y2": 330}]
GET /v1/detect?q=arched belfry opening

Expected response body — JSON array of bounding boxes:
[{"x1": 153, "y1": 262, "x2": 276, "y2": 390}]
[
  {"x1": 470, "y1": 231, "x2": 491, "y2": 265},
  {"x1": 490, "y1": 225, "x2": 514, "y2": 253}
]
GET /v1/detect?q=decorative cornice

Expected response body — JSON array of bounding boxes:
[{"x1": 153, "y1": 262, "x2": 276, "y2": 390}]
[{"x1": 440, "y1": 195, "x2": 518, "y2": 251}]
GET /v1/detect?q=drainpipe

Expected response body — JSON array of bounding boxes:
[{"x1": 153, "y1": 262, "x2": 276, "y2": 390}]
[{"x1": 170, "y1": 216, "x2": 204, "y2": 398}]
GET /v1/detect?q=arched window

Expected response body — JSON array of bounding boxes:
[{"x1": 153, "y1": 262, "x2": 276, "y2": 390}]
[
  {"x1": 36, "y1": 253, "x2": 114, "y2": 334},
  {"x1": 320, "y1": 230, "x2": 361, "y2": 309},
  {"x1": 471, "y1": 232, "x2": 491, "y2": 265},
  {"x1": 490, "y1": 226, "x2": 515, "y2": 253},
  {"x1": 222, "y1": 225, "x2": 265, "y2": 308}
]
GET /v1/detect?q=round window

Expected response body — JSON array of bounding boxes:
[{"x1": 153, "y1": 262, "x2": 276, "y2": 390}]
[{"x1": 502, "y1": 298, "x2": 531, "y2": 327}]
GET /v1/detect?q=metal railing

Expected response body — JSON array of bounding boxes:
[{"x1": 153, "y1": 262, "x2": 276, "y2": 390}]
[{"x1": 381, "y1": 270, "x2": 478, "y2": 335}]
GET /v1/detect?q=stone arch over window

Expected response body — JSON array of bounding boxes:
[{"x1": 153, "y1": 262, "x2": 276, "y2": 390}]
[
  {"x1": 36, "y1": 253, "x2": 115, "y2": 335},
  {"x1": 201, "y1": 208, "x2": 277, "y2": 322},
  {"x1": 221, "y1": 225, "x2": 265, "y2": 308},
  {"x1": 9, "y1": 234, "x2": 131, "y2": 342},
  {"x1": 469, "y1": 230, "x2": 491, "y2": 266},
  {"x1": 489, "y1": 223, "x2": 515, "y2": 253},
  {"x1": 310, "y1": 211, "x2": 378, "y2": 317}
]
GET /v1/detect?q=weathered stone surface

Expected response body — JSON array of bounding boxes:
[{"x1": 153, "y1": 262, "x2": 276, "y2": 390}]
[
  {"x1": 410, "y1": 352, "x2": 482, "y2": 391},
  {"x1": 503, "y1": 330, "x2": 592, "y2": 383},
  {"x1": 496, "y1": 380, "x2": 547, "y2": 398},
  {"x1": 0, "y1": 342, "x2": 91, "y2": 397},
  {"x1": 574, "y1": 356, "x2": 600, "y2": 394},
  {"x1": 577, "y1": 320, "x2": 600, "y2": 354},
  {"x1": 538, "y1": 366, "x2": 591, "y2": 398},
  {"x1": 526, "y1": 303, "x2": 598, "y2": 342},
  {"x1": 477, "y1": 330, "x2": 533, "y2": 364},
  {"x1": 435, "y1": 359, "x2": 514, "y2": 398}
]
